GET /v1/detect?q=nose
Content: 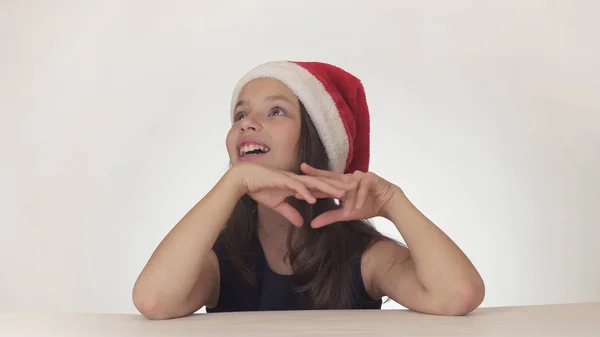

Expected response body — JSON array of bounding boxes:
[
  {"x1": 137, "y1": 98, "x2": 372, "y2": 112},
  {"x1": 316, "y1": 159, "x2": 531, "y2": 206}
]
[{"x1": 239, "y1": 115, "x2": 262, "y2": 132}]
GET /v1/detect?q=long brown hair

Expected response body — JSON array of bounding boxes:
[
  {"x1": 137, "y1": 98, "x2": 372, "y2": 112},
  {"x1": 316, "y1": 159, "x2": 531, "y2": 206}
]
[{"x1": 222, "y1": 101, "x2": 386, "y2": 309}]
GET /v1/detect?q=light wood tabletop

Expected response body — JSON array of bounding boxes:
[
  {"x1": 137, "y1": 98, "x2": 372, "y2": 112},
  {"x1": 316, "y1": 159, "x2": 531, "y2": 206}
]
[{"x1": 1, "y1": 302, "x2": 598, "y2": 337}]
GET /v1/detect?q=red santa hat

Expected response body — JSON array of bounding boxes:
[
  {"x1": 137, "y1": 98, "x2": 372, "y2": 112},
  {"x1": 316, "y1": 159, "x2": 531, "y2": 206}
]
[{"x1": 230, "y1": 61, "x2": 370, "y2": 174}]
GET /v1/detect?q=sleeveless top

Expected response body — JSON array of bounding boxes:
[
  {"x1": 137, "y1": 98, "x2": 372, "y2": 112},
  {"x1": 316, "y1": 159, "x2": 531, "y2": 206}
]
[{"x1": 206, "y1": 233, "x2": 382, "y2": 312}]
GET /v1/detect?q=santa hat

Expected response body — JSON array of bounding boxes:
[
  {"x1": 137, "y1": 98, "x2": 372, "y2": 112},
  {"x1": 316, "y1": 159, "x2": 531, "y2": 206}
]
[{"x1": 230, "y1": 61, "x2": 370, "y2": 174}]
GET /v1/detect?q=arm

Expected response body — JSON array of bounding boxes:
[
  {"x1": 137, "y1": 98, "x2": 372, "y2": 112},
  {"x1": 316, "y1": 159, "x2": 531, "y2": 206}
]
[
  {"x1": 132, "y1": 170, "x2": 244, "y2": 320},
  {"x1": 296, "y1": 164, "x2": 484, "y2": 315},
  {"x1": 364, "y1": 189, "x2": 485, "y2": 316}
]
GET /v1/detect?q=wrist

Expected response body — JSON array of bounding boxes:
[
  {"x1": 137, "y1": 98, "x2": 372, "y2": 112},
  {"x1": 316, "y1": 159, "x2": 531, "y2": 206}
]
[
  {"x1": 380, "y1": 185, "x2": 409, "y2": 221},
  {"x1": 221, "y1": 166, "x2": 247, "y2": 199}
]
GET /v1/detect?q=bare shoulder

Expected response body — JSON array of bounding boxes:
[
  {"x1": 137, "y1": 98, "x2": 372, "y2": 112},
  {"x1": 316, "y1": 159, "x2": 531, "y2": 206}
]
[{"x1": 361, "y1": 238, "x2": 410, "y2": 300}]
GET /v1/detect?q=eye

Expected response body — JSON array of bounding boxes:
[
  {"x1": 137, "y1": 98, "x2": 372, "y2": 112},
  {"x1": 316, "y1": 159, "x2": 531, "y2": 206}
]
[
  {"x1": 233, "y1": 112, "x2": 246, "y2": 122},
  {"x1": 269, "y1": 107, "x2": 286, "y2": 116}
]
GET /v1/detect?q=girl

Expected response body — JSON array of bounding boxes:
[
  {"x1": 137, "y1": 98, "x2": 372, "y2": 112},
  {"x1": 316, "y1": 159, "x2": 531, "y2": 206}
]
[{"x1": 132, "y1": 61, "x2": 485, "y2": 319}]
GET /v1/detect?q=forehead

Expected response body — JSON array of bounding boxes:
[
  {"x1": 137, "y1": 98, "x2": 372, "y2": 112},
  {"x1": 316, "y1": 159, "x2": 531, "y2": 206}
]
[{"x1": 238, "y1": 78, "x2": 297, "y2": 101}]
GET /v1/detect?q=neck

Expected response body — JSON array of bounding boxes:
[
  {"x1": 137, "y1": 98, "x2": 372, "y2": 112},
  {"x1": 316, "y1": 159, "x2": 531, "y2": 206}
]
[{"x1": 256, "y1": 203, "x2": 292, "y2": 246}]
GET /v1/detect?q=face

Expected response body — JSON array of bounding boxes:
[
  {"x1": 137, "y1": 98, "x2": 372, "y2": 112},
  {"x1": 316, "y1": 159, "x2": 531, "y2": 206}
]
[{"x1": 226, "y1": 78, "x2": 302, "y2": 171}]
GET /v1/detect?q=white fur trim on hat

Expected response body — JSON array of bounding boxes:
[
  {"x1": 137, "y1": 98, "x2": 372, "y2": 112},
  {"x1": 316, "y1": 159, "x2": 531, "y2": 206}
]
[{"x1": 230, "y1": 61, "x2": 349, "y2": 174}]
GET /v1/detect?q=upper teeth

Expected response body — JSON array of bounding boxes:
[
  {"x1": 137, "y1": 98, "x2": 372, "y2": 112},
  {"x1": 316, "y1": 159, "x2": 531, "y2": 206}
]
[{"x1": 239, "y1": 144, "x2": 270, "y2": 156}]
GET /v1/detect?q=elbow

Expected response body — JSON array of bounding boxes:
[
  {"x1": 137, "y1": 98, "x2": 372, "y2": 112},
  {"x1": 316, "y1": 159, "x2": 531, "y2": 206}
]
[
  {"x1": 443, "y1": 279, "x2": 486, "y2": 316},
  {"x1": 132, "y1": 286, "x2": 176, "y2": 320}
]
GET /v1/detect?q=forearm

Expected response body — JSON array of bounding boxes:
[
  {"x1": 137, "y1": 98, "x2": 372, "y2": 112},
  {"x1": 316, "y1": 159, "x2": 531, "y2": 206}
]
[
  {"x1": 382, "y1": 189, "x2": 484, "y2": 301},
  {"x1": 133, "y1": 170, "x2": 243, "y2": 305}
]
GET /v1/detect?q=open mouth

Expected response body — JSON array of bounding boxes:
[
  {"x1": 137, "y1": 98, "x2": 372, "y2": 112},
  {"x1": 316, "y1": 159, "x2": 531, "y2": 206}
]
[{"x1": 238, "y1": 144, "x2": 271, "y2": 158}]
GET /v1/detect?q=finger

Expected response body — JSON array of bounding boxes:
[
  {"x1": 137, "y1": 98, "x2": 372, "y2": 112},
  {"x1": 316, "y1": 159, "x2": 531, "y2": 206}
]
[
  {"x1": 311, "y1": 209, "x2": 346, "y2": 228},
  {"x1": 312, "y1": 190, "x2": 345, "y2": 199},
  {"x1": 284, "y1": 173, "x2": 352, "y2": 199},
  {"x1": 355, "y1": 178, "x2": 370, "y2": 210},
  {"x1": 322, "y1": 176, "x2": 358, "y2": 191},
  {"x1": 300, "y1": 163, "x2": 338, "y2": 179},
  {"x1": 274, "y1": 203, "x2": 304, "y2": 227},
  {"x1": 343, "y1": 189, "x2": 357, "y2": 216},
  {"x1": 301, "y1": 165, "x2": 357, "y2": 191},
  {"x1": 279, "y1": 175, "x2": 316, "y2": 204},
  {"x1": 296, "y1": 190, "x2": 345, "y2": 200},
  {"x1": 298, "y1": 174, "x2": 357, "y2": 190},
  {"x1": 295, "y1": 176, "x2": 347, "y2": 199}
]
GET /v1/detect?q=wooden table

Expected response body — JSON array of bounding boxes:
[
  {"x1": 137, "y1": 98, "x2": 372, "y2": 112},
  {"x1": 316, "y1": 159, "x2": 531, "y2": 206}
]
[{"x1": 1, "y1": 303, "x2": 598, "y2": 337}]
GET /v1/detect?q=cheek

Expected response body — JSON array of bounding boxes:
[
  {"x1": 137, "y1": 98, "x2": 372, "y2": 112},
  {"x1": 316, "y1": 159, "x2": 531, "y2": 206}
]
[
  {"x1": 225, "y1": 129, "x2": 237, "y2": 156},
  {"x1": 278, "y1": 125, "x2": 302, "y2": 153}
]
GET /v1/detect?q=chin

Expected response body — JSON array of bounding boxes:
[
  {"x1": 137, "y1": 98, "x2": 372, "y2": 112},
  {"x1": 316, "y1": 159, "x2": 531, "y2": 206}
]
[{"x1": 231, "y1": 155, "x2": 296, "y2": 172}]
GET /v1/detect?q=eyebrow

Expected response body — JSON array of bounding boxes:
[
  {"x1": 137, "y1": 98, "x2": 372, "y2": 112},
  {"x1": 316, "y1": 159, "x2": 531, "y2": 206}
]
[{"x1": 235, "y1": 95, "x2": 296, "y2": 109}]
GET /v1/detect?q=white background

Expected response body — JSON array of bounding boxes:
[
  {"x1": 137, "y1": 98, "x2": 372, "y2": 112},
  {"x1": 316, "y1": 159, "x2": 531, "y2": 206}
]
[{"x1": 1, "y1": 0, "x2": 599, "y2": 314}]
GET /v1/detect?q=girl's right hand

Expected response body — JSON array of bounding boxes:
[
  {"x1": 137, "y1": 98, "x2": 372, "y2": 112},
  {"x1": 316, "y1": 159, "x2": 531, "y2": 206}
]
[{"x1": 226, "y1": 162, "x2": 356, "y2": 227}]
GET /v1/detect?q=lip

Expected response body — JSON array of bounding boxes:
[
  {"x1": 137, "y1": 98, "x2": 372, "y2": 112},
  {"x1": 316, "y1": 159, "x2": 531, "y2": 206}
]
[
  {"x1": 237, "y1": 137, "x2": 268, "y2": 150},
  {"x1": 238, "y1": 151, "x2": 268, "y2": 162},
  {"x1": 236, "y1": 137, "x2": 270, "y2": 160}
]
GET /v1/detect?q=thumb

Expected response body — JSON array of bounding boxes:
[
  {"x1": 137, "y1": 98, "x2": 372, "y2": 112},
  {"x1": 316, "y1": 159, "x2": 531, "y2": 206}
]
[
  {"x1": 310, "y1": 209, "x2": 346, "y2": 229},
  {"x1": 273, "y1": 202, "x2": 304, "y2": 227}
]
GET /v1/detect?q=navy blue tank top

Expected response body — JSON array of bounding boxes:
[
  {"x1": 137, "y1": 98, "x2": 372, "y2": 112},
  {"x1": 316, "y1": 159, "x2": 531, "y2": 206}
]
[{"x1": 206, "y1": 233, "x2": 382, "y2": 312}]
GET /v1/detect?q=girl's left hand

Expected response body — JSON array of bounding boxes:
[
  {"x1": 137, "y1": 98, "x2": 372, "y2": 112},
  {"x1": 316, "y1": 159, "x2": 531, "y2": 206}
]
[{"x1": 296, "y1": 163, "x2": 402, "y2": 228}]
